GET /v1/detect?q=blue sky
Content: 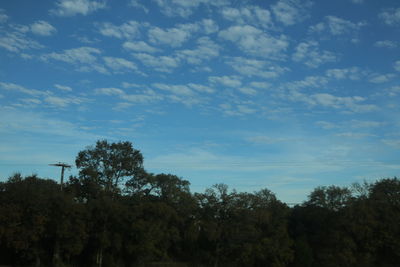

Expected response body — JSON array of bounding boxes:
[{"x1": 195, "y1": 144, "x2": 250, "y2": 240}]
[{"x1": 1, "y1": 0, "x2": 400, "y2": 202}]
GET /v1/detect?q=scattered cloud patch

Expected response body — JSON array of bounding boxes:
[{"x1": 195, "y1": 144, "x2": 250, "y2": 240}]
[
  {"x1": 148, "y1": 23, "x2": 197, "y2": 47},
  {"x1": 316, "y1": 121, "x2": 338, "y2": 130},
  {"x1": 284, "y1": 76, "x2": 328, "y2": 90},
  {"x1": 293, "y1": 41, "x2": 337, "y2": 68},
  {"x1": 374, "y1": 40, "x2": 398, "y2": 49},
  {"x1": 129, "y1": 0, "x2": 149, "y2": 13},
  {"x1": 123, "y1": 41, "x2": 159, "y2": 53},
  {"x1": 95, "y1": 87, "x2": 163, "y2": 104},
  {"x1": 44, "y1": 95, "x2": 87, "y2": 108},
  {"x1": 336, "y1": 132, "x2": 375, "y2": 138},
  {"x1": 50, "y1": 0, "x2": 106, "y2": 17},
  {"x1": 103, "y1": 57, "x2": 137, "y2": 73},
  {"x1": 379, "y1": 8, "x2": 400, "y2": 26},
  {"x1": 326, "y1": 67, "x2": 364, "y2": 80},
  {"x1": 219, "y1": 25, "x2": 288, "y2": 59},
  {"x1": 309, "y1": 16, "x2": 366, "y2": 36},
  {"x1": 41, "y1": 46, "x2": 109, "y2": 74},
  {"x1": 272, "y1": 0, "x2": 313, "y2": 26},
  {"x1": 0, "y1": 82, "x2": 46, "y2": 96},
  {"x1": 151, "y1": 0, "x2": 227, "y2": 17},
  {"x1": 221, "y1": 6, "x2": 273, "y2": 28},
  {"x1": 201, "y1": 19, "x2": 219, "y2": 34},
  {"x1": 289, "y1": 91, "x2": 377, "y2": 113},
  {"x1": 30, "y1": 21, "x2": 57, "y2": 36},
  {"x1": 247, "y1": 135, "x2": 292, "y2": 144},
  {"x1": 0, "y1": 29, "x2": 43, "y2": 53},
  {"x1": 0, "y1": 9, "x2": 9, "y2": 23},
  {"x1": 176, "y1": 37, "x2": 220, "y2": 65},
  {"x1": 227, "y1": 57, "x2": 287, "y2": 79},
  {"x1": 394, "y1": 61, "x2": 400, "y2": 72},
  {"x1": 219, "y1": 102, "x2": 257, "y2": 116},
  {"x1": 133, "y1": 53, "x2": 180, "y2": 72},
  {"x1": 54, "y1": 84, "x2": 73, "y2": 92},
  {"x1": 382, "y1": 139, "x2": 400, "y2": 149},
  {"x1": 368, "y1": 73, "x2": 396, "y2": 83},
  {"x1": 209, "y1": 75, "x2": 242, "y2": 88},
  {"x1": 98, "y1": 21, "x2": 141, "y2": 39}
]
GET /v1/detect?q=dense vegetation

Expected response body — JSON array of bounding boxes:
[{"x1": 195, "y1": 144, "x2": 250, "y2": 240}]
[{"x1": 1, "y1": 140, "x2": 399, "y2": 267}]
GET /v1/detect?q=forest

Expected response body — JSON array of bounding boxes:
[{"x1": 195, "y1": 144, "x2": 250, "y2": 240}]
[{"x1": 0, "y1": 140, "x2": 399, "y2": 267}]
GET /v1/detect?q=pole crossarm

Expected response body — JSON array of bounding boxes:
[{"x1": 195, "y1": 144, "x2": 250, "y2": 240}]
[{"x1": 49, "y1": 163, "x2": 72, "y2": 191}]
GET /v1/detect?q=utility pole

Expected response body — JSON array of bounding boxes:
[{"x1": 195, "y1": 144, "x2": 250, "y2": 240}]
[{"x1": 49, "y1": 162, "x2": 71, "y2": 191}]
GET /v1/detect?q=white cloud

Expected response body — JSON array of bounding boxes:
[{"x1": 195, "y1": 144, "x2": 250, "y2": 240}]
[
  {"x1": 237, "y1": 87, "x2": 258, "y2": 96},
  {"x1": 250, "y1": 82, "x2": 271, "y2": 89},
  {"x1": 227, "y1": 57, "x2": 287, "y2": 79},
  {"x1": 288, "y1": 91, "x2": 377, "y2": 113},
  {"x1": 98, "y1": 21, "x2": 141, "y2": 39},
  {"x1": 219, "y1": 103, "x2": 257, "y2": 116},
  {"x1": 374, "y1": 40, "x2": 398, "y2": 49},
  {"x1": 284, "y1": 76, "x2": 328, "y2": 90},
  {"x1": 0, "y1": 9, "x2": 9, "y2": 23},
  {"x1": 187, "y1": 83, "x2": 214, "y2": 94},
  {"x1": 129, "y1": 0, "x2": 149, "y2": 13},
  {"x1": 379, "y1": 8, "x2": 400, "y2": 26},
  {"x1": 247, "y1": 136, "x2": 292, "y2": 144},
  {"x1": 95, "y1": 87, "x2": 125, "y2": 96},
  {"x1": 336, "y1": 132, "x2": 375, "y2": 138},
  {"x1": 133, "y1": 53, "x2": 180, "y2": 72},
  {"x1": 0, "y1": 82, "x2": 89, "y2": 109},
  {"x1": 385, "y1": 86, "x2": 400, "y2": 97},
  {"x1": 0, "y1": 30, "x2": 43, "y2": 52},
  {"x1": 219, "y1": 25, "x2": 288, "y2": 59},
  {"x1": 368, "y1": 73, "x2": 396, "y2": 83},
  {"x1": 309, "y1": 16, "x2": 366, "y2": 36},
  {"x1": 350, "y1": 120, "x2": 385, "y2": 129},
  {"x1": 201, "y1": 19, "x2": 219, "y2": 34},
  {"x1": 50, "y1": 0, "x2": 106, "y2": 17},
  {"x1": 20, "y1": 98, "x2": 42, "y2": 105},
  {"x1": 153, "y1": 0, "x2": 203, "y2": 17},
  {"x1": 95, "y1": 87, "x2": 163, "y2": 104},
  {"x1": 44, "y1": 95, "x2": 86, "y2": 108},
  {"x1": 0, "y1": 82, "x2": 46, "y2": 96},
  {"x1": 272, "y1": 0, "x2": 312, "y2": 26},
  {"x1": 221, "y1": 6, "x2": 273, "y2": 28},
  {"x1": 176, "y1": 37, "x2": 220, "y2": 65},
  {"x1": 292, "y1": 40, "x2": 337, "y2": 68},
  {"x1": 54, "y1": 84, "x2": 73, "y2": 92},
  {"x1": 209, "y1": 75, "x2": 242, "y2": 88},
  {"x1": 151, "y1": 0, "x2": 228, "y2": 17},
  {"x1": 147, "y1": 82, "x2": 207, "y2": 106},
  {"x1": 42, "y1": 46, "x2": 101, "y2": 64},
  {"x1": 153, "y1": 83, "x2": 194, "y2": 96},
  {"x1": 326, "y1": 67, "x2": 364, "y2": 80},
  {"x1": 148, "y1": 23, "x2": 197, "y2": 47},
  {"x1": 30, "y1": 21, "x2": 57, "y2": 36},
  {"x1": 316, "y1": 121, "x2": 338, "y2": 130},
  {"x1": 41, "y1": 47, "x2": 109, "y2": 74},
  {"x1": 103, "y1": 57, "x2": 137, "y2": 73},
  {"x1": 382, "y1": 139, "x2": 400, "y2": 149},
  {"x1": 123, "y1": 41, "x2": 159, "y2": 53},
  {"x1": 394, "y1": 61, "x2": 400, "y2": 72}
]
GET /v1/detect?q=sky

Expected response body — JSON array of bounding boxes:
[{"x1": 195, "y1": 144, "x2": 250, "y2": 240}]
[{"x1": 0, "y1": 0, "x2": 400, "y2": 203}]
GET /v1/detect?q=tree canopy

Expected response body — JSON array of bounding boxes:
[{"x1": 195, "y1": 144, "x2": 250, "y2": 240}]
[{"x1": 1, "y1": 140, "x2": 399, "y2": 266}]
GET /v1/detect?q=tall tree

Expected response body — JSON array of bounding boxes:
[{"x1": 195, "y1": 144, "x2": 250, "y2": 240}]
[{"x1": 75, "y1": 140, "x2": 144, "y2": 193}]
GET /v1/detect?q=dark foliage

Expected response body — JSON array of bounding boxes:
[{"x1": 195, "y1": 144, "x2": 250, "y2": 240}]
[{"x1": 0, "y1": 140, "x2": 399, "y2": 266}]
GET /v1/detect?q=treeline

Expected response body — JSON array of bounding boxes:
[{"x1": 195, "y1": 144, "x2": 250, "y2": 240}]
[{"x1": 0, "y1": 140, "x2": 399, "y2": 267}]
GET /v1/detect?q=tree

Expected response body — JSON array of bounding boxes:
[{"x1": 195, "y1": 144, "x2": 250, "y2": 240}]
[{"x1": 75, "y1": 140, "x2": 144, "y2": 193}]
